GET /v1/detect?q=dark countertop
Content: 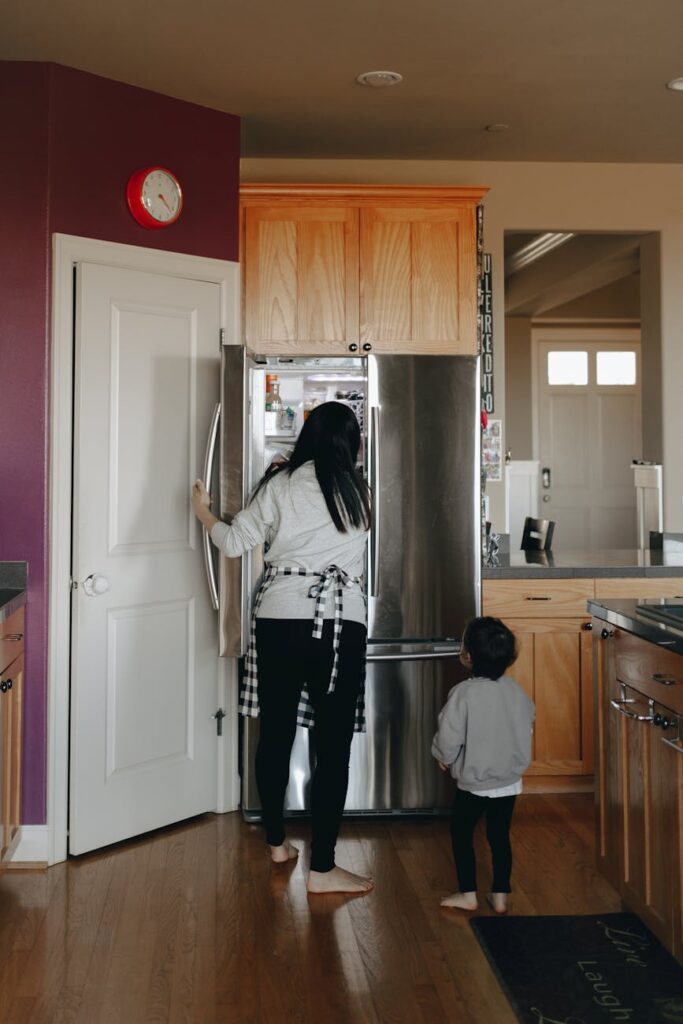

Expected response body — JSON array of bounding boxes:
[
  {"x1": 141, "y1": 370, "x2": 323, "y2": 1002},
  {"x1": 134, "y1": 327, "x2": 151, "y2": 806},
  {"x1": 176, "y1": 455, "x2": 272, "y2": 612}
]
[
  {"x1": 0, "y1": 589, "x2": 26, "y2": 623},
  {"x1": 482, "y1": 548, "x2": 683, "y2": 579},
  {"x1": 588, "y1": 597, "x2": 683, "y2": 657},
  {"x1": 0, "y1": 563, "x2": 28, "y2": 623}
]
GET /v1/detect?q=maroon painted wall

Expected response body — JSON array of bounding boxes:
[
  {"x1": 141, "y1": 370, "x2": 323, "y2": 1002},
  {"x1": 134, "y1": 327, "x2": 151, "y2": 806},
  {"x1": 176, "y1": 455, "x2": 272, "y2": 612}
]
[{"x1": 0, "y1": 62, "x2": 240, "y2": 825}]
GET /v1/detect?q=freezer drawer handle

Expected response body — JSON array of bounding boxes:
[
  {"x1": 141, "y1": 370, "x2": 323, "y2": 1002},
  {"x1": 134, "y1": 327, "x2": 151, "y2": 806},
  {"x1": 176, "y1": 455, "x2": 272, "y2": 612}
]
[
  {"x1": 202, "y1": 403, "x2": 221, "y2": 611},
  {"x1": 367, "y1": 648, "x2": 461, "y2": 663}
]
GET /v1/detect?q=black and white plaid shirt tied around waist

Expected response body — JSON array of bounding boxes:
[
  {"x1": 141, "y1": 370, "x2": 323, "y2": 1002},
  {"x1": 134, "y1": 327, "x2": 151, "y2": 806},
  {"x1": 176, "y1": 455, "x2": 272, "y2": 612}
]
[{"x1": 240, "y1": 564, "x2": 366, "y2": 732}]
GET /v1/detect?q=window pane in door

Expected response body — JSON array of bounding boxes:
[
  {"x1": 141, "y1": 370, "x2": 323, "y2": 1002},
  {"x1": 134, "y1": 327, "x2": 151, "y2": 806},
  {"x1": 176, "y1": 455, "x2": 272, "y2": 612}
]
[
  {"x1": 547, "y1": 351, "x2": 588, "y2": 385},
  {"x1": 596, "y1": 351, "x2": 637, "y2": 385}
]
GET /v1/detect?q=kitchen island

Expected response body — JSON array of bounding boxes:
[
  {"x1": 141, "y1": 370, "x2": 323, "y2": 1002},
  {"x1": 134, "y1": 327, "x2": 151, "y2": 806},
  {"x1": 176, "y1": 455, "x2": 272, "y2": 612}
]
[
  {"x1": 589, "y1": 596, "x2": 683, "y2": 963},
  {"x1": 481, "y1": 551, "x2": 683, "y2": 788}
]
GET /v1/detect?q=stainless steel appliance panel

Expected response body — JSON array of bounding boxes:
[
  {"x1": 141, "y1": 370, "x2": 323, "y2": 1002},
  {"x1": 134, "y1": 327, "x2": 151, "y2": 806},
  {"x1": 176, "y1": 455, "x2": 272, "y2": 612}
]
[
  {"x1": 368, "y1": 355, "x2": 480, "y2": 642},
  {"x1": 240, "y1": 645, "x2": 467, "y2": 816},
  {"x1": 218, "y1": 344, "x2": 247, "y2": 657}
]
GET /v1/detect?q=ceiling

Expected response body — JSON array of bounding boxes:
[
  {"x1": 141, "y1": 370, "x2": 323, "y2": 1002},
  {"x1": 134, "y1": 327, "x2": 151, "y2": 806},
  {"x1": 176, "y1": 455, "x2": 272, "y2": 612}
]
[
  {"x1": 2, "y1": 0, "x2": 683, "y2": 162},
  {"x1": 504, "y1": 232, "x2": 643, "y2": 317}
]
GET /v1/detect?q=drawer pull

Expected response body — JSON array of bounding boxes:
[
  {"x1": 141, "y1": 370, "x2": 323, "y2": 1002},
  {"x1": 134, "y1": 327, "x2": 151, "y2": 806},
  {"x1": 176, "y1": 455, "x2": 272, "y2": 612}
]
[
  {"x1": 524, "y1": 596, "x2": 551, "y2": 601},
  {"x1": 2, "y1": 633, "x2": 23, "y2": 641},
  {"x1": 652, "y1": 673, "x2": 677, "y2": 686},
  {"x1": 610, "y1": 698, "x2": 654, "y2": 722}
]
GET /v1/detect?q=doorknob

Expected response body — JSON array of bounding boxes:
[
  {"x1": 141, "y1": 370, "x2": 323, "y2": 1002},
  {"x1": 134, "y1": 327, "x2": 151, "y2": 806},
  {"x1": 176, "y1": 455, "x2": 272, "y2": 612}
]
[
  {"x1": 542, "y1": 494, "x2": 551, "y2": 503},
  {"x1": 82, "y1": 573, "x2": 110, "y2": 597}
]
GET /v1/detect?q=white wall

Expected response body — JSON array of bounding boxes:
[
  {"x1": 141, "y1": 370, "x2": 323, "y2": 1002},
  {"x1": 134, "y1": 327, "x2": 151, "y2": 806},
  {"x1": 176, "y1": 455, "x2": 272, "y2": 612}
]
[{"x1": 241, "y1": 158, "x2": 683, "y2": 531}]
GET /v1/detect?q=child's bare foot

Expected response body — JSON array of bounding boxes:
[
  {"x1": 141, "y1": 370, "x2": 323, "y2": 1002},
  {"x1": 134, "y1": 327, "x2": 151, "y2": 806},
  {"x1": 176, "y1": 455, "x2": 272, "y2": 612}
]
[
  {"x1": 307, "y1": 866, "x2": 373, "y2": 894},
  {"x1": 486, "y1": 892, "x2": 508, "y2": 914},
  {"x1": 440, "y1": 891, "x2": 478, "y2": 910},
  {"x1": 269, "y1": 840, "x2": 299, "y2": 863}
]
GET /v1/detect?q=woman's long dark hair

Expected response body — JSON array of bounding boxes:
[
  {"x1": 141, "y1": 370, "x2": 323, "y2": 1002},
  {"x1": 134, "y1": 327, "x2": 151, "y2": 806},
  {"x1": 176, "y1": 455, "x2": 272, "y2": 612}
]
[{"x1": 252, "y1": 401, "x2": 371, "y2": 533}]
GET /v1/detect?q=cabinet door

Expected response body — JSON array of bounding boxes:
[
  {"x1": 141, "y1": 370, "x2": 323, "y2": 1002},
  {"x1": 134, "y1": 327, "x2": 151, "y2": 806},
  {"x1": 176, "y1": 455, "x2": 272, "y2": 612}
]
[
  {"x1": 243, "y1": 205, "x2": 359, "y2": 353},
  {"x1": 646, "y1": 707, "x2": 682, "y2": 954},
  {"x1": 0, "y1": 681, "x2": 7, "y2": 860},
  {"x1": 504, "y1": 617, "x2": 593, "y2": 775},
  {"x1": 594, "y1": 624, "x2": 625, "y2": 886},
  {"x1": 8, "y1": 655, "x2": 23, "y2": 850},
  {"x1": 360, "y1": 205, "x2": 478, "y2": 354}
]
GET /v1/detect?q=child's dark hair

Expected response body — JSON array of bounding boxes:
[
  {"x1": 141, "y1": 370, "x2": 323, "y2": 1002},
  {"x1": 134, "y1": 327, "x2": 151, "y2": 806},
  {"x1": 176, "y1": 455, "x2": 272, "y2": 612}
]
[{"x1": 462, "y1": 616, "x2": 517, "y2": 680}]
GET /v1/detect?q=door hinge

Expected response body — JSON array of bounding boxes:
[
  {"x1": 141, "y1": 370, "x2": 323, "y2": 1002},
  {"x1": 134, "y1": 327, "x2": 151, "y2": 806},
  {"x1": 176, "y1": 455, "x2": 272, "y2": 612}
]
[{"x1": 213, "y1": 707, "x2": 226, "y2": 736}]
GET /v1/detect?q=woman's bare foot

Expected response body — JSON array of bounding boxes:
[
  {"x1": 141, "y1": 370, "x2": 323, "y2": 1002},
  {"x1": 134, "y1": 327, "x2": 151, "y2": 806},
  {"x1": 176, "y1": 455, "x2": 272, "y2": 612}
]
[
  {"x1": 307, "y1": 866, "x2": 373, "y2": 894},
  {"x1": 269, "y1": 840, "x2": 299, "y2": 864},
  {"x1": 440, "y1": 891, "x2": 478, "y2": 910},
  {"x1": 486, "y1": 892, "x2": 508, "y2": 914}
]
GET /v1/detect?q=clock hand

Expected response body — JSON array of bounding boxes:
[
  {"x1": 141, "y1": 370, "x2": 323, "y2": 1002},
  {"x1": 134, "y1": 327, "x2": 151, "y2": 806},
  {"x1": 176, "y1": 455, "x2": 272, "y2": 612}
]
[{"x1": 158, "y1": 193, "x2": 172, "y2": 212}]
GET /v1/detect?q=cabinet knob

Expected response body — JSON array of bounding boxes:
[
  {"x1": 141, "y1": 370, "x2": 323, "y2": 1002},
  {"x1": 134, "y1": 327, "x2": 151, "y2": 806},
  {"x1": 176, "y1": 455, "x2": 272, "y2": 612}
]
[
  {"x1": 5, "y1": 678, "x2": 12, "y2": 691},
  {"x1": 348, "y1": 343, "x2": 359, "y2": 353},
  {"x1": 362, "y1": 343, "x2": 372, "y2": 352},
  {"x1": 601, "y1": 628, "x2": 614, "y2": 639},
  {"x1": 582, "y1": 622, "x2": 593, "y2": 631},
  {"x1": 0, "y1": 680, "x2": 6, "y2": 693}
]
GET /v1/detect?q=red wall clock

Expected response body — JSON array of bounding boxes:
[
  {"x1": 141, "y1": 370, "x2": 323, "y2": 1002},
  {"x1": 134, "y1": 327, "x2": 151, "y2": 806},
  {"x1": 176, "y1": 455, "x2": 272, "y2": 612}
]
[{"x1": 126, "y1": 166, "x2": 183, "y2": 228}]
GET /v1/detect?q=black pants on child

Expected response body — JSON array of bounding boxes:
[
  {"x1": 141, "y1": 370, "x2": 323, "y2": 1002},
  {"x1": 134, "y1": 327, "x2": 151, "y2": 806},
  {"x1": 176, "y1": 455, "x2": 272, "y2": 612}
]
[
  {"x1": 450, "y1": 786, "x2": 517, "y2": 893},
  {"x1": 254, "y1": 618, "x2": 366, "y2": 873}
]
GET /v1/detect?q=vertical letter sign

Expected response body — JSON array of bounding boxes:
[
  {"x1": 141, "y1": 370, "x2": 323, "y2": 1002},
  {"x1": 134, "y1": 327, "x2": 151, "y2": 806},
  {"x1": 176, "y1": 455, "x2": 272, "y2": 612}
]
[{"x1": 480, "y1": 254, "x2": 494, "y2": 414}]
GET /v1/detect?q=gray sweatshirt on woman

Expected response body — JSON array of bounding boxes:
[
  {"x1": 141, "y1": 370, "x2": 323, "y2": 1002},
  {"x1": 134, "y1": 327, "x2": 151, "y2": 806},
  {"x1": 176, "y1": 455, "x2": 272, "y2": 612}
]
[{"x1": 432, "y1": 676, "x2": 535, "y2": 792}]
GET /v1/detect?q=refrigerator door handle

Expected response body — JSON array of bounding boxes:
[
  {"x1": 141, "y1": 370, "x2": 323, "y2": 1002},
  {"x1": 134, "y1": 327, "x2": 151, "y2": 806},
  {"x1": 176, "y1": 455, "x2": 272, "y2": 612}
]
[
  {"x1": 370, "y1": 405, "x2": 381, "y2": 597},
  {"x1": 202, "y1": 402, "x2": 221, "y2": 611}
]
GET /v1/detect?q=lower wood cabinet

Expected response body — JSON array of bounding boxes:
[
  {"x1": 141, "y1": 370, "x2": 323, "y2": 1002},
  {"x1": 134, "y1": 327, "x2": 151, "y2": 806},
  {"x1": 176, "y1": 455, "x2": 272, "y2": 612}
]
[
  {"x1": 503, "y1": 616, "x2": 594, "y2": 775},
  {"x1": 0, "y1": 608, "x2": 24, "y2": 866},
  {"x1": 594, "y1": 621, "x2": 683, "y2": 962}
]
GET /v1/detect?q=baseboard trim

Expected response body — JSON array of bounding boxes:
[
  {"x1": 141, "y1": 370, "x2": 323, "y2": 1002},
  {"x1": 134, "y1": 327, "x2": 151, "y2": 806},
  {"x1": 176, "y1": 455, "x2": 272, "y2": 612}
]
[{"x1": 9, "y1": 825, "x2": 49, "y2": 866}]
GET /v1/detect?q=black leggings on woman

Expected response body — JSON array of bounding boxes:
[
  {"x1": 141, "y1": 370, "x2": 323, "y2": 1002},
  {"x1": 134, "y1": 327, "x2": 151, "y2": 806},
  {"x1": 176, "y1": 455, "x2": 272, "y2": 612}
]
[
  {"x1": 450, "y1": 787, "x2": 517, "y2": 893},
  {"x1": 254, "y1": 618, "x2": 366, "y2": 873}
]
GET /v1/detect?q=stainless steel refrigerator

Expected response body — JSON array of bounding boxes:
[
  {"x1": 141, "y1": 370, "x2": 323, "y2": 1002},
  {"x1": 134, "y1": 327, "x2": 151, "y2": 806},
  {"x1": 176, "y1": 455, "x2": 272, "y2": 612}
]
[{"x1": 210, "y1": 347, "x2": 480, "y2": 817}]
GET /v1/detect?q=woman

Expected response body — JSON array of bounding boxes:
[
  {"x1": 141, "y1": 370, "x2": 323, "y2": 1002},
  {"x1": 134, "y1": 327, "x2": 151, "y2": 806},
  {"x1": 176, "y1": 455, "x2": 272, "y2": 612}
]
[{"x1": 191, "y1": 401, "x2": 373, "y2": 894}]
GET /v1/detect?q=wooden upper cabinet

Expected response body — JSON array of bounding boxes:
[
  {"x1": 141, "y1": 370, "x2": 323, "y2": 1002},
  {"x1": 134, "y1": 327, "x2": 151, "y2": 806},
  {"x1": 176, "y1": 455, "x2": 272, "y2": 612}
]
[
  {"x1": 240, "y1": 184, "x2": 488, "y2": 355},
  {"x1": 242, "y1": 204, "x2": 359, "y2": 353},
  {"x1": 360, "y1": 204, "x2": 478, "y2": 354}
]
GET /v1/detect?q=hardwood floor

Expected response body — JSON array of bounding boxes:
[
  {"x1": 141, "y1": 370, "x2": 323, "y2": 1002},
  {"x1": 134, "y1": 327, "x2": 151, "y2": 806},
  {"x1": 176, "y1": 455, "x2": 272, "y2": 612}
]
[{"x1": 0, "y1": 794, "x2": 620, "y2": 1023}]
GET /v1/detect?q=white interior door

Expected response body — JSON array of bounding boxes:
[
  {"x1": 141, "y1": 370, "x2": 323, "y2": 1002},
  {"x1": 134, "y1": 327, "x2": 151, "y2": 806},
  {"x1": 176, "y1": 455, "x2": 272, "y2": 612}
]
[
  {"x1": 536, "y1": 337, "x2": 642, "y2": 550},
  {"x1": 70, "y1": 262, "x2": 220, "y2": 855}
]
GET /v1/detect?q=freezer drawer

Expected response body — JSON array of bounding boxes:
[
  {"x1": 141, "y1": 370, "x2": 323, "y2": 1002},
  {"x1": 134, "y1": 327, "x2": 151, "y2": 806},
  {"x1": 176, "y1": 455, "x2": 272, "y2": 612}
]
[{"x1": 240, "y1": 652, "x2": 467, "y2": 818}]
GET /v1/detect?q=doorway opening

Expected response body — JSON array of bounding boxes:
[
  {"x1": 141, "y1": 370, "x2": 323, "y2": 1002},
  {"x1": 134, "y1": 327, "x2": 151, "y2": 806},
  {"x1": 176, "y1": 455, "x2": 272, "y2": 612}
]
[{"x1": 503, "y1": 230, "x2": 661, "y2": 552}]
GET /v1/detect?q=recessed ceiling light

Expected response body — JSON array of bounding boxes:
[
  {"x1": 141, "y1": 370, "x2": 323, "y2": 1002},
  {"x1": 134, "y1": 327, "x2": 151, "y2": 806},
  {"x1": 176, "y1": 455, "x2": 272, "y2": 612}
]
[
  {"x1": 356, "y1": 70, "x2": 403, "y2": 88},
  {"x1": 485, "y1": 123, "x2": 510, "y2": 133},
  {"x1": 666, "y1": 77, "x2": 683, "y2": 91}
]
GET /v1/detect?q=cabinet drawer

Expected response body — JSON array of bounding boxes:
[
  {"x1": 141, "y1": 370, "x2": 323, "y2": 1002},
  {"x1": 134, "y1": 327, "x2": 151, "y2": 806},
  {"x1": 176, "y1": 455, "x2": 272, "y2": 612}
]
[
  {"x1": 615, "y1": 629, "x2": 683, "y2": 716},
  {"x1": 482, "y1": 579, "x2": 595, "y2": 618},
  {"x1": 0, "y1": 608, "x2": 24, "y2": 675},
  {"x1": 595, "y1": 577, "x2": 683, "y2": 600}
]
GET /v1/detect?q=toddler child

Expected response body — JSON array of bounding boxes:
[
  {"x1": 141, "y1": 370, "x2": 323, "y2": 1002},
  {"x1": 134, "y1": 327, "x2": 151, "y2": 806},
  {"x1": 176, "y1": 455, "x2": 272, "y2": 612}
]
[{"x1": 432, "y1": 616, "x2": 534, "y2": 913}]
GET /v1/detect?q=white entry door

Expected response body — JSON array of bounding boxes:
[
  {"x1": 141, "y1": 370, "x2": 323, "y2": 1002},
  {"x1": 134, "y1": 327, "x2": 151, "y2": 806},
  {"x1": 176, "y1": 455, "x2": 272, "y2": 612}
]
[
  {"x1": 535, "y1": 335, "x2": 642, "y2": 550},
  {"x1": 70, "y1": 262, "x2": 220, "y2": 855}
]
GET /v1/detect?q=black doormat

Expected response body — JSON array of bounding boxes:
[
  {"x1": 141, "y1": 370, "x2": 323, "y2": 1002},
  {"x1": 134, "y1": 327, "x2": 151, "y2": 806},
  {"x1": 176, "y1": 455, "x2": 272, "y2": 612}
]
[{"x1": 470, "y1": 913, "x2": 683, "y2": 1024}]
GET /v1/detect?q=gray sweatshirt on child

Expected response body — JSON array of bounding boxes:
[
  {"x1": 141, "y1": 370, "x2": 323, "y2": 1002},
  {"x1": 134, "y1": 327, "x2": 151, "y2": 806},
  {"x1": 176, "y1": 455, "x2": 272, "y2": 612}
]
[{"x1": 432, "y1": 676, "x2": 535, "y2": 792}]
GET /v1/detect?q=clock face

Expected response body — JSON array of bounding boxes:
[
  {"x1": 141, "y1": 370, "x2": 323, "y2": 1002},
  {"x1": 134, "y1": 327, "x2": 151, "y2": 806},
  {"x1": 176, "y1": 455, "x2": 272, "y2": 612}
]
[{"x1": 126, "y1": 166, "x2": 183, "y2": 228}]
